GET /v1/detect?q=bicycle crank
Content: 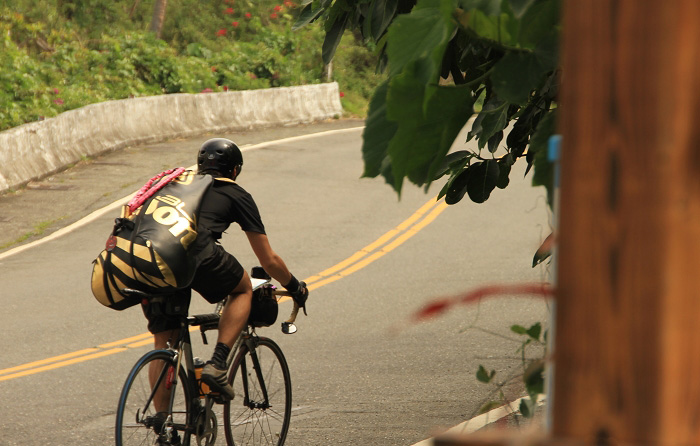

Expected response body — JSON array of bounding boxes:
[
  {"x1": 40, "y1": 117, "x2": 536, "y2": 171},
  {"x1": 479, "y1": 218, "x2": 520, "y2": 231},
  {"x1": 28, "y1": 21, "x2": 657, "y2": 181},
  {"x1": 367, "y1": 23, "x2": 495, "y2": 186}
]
[{"x1": 195, "y1": 406, "x2": 217, "y2": 446}]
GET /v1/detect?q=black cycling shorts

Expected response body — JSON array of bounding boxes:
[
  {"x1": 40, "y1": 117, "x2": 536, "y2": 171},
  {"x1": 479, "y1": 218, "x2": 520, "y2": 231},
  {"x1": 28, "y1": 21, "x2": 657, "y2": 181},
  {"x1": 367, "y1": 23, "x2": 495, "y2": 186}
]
[{"x1": 142, "y1": 244, "x2": 245, "y2": 334}]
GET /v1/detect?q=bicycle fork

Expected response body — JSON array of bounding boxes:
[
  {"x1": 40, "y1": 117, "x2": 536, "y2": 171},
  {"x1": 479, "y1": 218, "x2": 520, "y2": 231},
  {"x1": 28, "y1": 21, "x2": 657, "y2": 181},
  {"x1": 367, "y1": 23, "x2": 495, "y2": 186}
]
[{"x1": 240, "y1": 336, "x2": 271, "y2": 409}]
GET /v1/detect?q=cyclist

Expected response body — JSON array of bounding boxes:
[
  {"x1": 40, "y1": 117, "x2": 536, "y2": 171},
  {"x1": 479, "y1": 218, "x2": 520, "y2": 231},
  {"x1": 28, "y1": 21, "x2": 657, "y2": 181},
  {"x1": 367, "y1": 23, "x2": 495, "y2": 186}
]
[{"x1": 146, "y1": 137, "x2": 309, "y2": 409}]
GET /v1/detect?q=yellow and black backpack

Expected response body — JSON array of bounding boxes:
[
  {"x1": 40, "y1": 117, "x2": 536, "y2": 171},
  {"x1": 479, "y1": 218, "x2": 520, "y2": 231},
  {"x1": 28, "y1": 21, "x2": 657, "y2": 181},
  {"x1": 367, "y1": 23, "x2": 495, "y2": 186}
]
[{"x1": 91, "y1": 168, "x2": 213, "y2": 310}]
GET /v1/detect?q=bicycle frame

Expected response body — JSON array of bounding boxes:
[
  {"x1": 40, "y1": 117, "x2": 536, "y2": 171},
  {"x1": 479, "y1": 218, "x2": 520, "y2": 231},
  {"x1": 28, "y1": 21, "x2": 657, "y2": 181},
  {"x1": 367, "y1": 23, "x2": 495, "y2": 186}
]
[
  {"x1": 139, "y1": 312, "x2": 272, "y2": 440},
  {"x1": 118, "y1": 276, "x2": 298, "y2": 445},
  {"x1": 133, "y1": 320, "x2": 205, "y2": 441}
]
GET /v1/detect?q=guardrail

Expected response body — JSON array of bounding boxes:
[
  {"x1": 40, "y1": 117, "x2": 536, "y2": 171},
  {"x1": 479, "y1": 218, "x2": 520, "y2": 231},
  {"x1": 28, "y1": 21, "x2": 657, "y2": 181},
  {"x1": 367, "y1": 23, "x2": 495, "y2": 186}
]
[{"x1": 0, "y1": 82, "x2": 343, "y2": 193}]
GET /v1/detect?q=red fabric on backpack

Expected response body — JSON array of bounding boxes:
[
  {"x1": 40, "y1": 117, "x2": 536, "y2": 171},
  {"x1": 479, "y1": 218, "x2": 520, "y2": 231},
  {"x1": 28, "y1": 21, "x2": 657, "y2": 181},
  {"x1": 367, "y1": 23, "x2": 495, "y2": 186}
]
[{"x1": 127, "y1": 167, "x2": 186, "y2": 213}]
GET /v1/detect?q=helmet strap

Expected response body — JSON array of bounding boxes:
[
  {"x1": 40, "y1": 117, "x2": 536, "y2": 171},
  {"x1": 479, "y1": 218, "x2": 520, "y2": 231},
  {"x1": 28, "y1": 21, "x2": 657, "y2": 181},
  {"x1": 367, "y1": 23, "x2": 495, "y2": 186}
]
[{"x1": 231, "y1": 165, "x2": 241, "y2": 180}]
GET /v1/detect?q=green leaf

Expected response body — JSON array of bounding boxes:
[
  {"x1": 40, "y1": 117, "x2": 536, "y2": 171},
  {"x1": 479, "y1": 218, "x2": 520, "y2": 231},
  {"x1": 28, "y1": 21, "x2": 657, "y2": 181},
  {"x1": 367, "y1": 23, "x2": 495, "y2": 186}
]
[
  {"x1": 518, "y1": 0, "x2": 560, "y2": 48},
  {"x1": 461, "y1": 0, "x2": 502, "y2": 16},
  {"x1": 526, "y1": 322, "x2": 542, "y2": 341},
  {"x1": 386, "y1": 0, "x2": 456, "y2": 80},
  {"x1": 384, "y1": 63, "x2": 474, "y2": 192},
  {"x1": 496, "y1": 154, "x2": 513, "y2": 188},
  {"x1": 433, "y1": 150, "x2": 472, "y2": 180},
  {"x1": 533, "y1": 28, "x2": 559, "y2": 72},
  {"x1": 487, "y1": 129, "x2": 503, "y2": 153},
  {"x1": 476, "y1": 365, "x2": 495, "y2": 383},
  {"x1": 362, "y1": 81, "x2": 398, "y2": 178},
  {"x1": 369, "y1": 0, "x2": 398, "y2": 40},
  {"x1": 471, "y1": 97, "x2": 508, "y2": 149},
  {"x1": 292, "y1": 3, "x2": 325, "y2": 30},
  {"x1": 385, "y1": 59, "x2": 430, "y2": 122},
  {"x1": 510, "y1": 324, "x2": 527, "y2": 335},
  {"x1": 322, "y1": 13, "x2": 349, "y2": 64},
  {"x1": 464, "y1": 9, "x2": 518, "y2": 46},
  {"x1": 519, "y1": 398, "x2": 534, "y2": 418},
  {"x1": 524, "y1": 359, "x2": 545, "y2": 395},
  {"x1": 491, "y1": 51, "x2": 548, "y2": 105},
  {"x1": 466, "y1": 159, "x2": 499, "y2": 203},
  {"x1": 505, "y1": 112, "x2": 532, "y2": 157},
  {"x1": 437, "y1": 175, "x2": 452, "y2": 200},
  {"x1": 444, "y1": 167, "x2": 470, "y2": 204}
]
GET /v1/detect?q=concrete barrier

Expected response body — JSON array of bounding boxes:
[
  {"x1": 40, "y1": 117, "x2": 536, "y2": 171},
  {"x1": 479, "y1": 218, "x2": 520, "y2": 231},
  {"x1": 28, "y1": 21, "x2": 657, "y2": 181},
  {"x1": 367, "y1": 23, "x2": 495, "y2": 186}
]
[{"x1": 0, "y1": 82, "x2": 343, "y2": 193}]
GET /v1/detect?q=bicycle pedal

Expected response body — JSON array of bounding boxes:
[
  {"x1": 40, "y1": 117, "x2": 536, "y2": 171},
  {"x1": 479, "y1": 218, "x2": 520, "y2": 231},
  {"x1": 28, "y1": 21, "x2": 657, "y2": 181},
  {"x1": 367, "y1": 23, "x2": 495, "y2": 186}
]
[{"x1": 209, "y1": 392, "x2": 231, "y2": 404}]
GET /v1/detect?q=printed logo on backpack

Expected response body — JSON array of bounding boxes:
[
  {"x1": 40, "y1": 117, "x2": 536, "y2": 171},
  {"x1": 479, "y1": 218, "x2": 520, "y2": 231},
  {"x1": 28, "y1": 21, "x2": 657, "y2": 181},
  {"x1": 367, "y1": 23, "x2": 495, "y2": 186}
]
[{"x1": 91, "y1": 170, "x2": 213, "y2": 310}]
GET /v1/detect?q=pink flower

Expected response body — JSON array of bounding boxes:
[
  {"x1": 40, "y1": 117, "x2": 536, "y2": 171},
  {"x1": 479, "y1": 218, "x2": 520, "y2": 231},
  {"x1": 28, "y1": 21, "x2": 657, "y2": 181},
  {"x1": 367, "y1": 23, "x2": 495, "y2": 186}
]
[
  {"x1": 339, "y1": 92, "x2": 345, "y2": 98},
  {"x1": 248, "y1": 73, "x2": 257, "y2": 79},
  {"x1": 53, "y1": 98, "x2": 64, "y2": 105},
  {"x1": 224, "y1": 7, "x2": 234, "y2": 14},
  {"x1": 273, "y1": 5, "x2": 282, "y2": 11},
  {"x1": 284, "y1": 0, "x2": 293, "y2": 6},
  {"x1": 201, "y1": 88, "x2": 214, "y2": 93},
  {"x1": 232, "y1": 21, "x2": 239, "y2": 27},
  {"x1": 52, "y1": 88, "x2": 60, "y2": 94},
  {"x1": 216, "y1": 29, "x2": 226, "y2": 36},
  {"x1": 270, "y1": 12, "x2": 278, "y2": 19},
  {"x1": 245, "y1": 12, "x2": 251, "y2": 19}
]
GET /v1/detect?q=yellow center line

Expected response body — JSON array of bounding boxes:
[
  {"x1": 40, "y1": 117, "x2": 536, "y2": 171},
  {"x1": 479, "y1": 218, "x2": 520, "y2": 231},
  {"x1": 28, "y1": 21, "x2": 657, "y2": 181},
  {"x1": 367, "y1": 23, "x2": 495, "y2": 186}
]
[
  {"x1": 305, "y1": 197, "x2": 445, "y2": 286},
  {"x1": 0, "y1": 197, "x2": 450, "y2": 381},
  {"x1": 0, "y1": 348, "x2": 129, "y2": 382},
  {"x1": 0, "y1": 347, "x2": 101, "y2": 376},
  {"x1": 99, "y1": 332, "x2": 153, "y2": 349}
]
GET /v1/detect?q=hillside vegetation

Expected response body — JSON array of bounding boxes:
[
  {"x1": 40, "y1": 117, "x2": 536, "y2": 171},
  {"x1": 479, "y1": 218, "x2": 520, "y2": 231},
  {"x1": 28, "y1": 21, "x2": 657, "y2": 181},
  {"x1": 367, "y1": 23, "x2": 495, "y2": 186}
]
[{"x1": 1, "y1": 0, "x2": 384, "y2": 132}]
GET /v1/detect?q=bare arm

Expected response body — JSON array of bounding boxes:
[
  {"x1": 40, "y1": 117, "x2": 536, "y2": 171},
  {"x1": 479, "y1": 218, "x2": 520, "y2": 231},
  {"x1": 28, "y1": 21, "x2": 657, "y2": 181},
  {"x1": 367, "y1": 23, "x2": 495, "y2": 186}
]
[{"x1": 245, "y1": 231, "x2": 293, "y2": 286}]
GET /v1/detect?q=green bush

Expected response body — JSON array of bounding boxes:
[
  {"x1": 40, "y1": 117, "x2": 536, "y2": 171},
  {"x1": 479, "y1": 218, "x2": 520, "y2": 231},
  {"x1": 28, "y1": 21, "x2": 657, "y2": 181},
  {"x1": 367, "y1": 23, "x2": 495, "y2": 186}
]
[{"x1": 0, "y1": 1, "x2": 384, "y2": 131}]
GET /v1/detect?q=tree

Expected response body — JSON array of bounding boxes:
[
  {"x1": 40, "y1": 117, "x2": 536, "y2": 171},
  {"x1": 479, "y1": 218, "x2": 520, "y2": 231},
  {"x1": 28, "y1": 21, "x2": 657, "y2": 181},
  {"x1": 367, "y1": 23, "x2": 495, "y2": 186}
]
[
  {"x1": 149, "y1": 0, "x2": 168, "y2": 38},
  {"x1": 295, "y1": 0, "x2": 560, "y2": 206}
]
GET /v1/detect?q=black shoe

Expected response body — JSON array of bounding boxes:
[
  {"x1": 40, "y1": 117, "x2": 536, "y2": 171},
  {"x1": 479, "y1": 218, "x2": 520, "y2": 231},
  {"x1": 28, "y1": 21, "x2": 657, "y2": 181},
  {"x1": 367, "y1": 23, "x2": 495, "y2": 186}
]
[
  {"x1": 157, "y1": 432, "x2": 182, "y2": 446},
  {"x1": 201, "y1": 363, "x2": 234, "y2": 400},
  {"x1": 145, "y1": 412, "x2": 167, "y2": 433}
]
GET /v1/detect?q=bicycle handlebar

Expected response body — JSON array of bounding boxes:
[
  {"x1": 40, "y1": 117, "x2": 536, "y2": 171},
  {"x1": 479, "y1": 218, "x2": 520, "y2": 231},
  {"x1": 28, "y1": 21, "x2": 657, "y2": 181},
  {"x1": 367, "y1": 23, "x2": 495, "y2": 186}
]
[{"x1": 125, "y1": 286, "x2": 301, "y2": 335}]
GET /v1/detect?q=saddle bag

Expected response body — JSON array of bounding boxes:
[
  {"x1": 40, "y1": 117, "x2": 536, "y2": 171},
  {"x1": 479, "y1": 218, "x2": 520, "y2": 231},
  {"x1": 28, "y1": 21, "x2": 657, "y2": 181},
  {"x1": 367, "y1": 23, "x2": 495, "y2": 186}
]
[{"x1": 248, "y1": 285, "x2": 279, "y2": 327}]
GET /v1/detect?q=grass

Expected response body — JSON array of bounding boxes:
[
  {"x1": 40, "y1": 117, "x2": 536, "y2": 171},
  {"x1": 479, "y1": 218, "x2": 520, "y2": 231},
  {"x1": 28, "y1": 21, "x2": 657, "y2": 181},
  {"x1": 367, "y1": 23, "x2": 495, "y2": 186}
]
[{"x1": 0, "y1": 218, "x2": 65, "y2": 250}]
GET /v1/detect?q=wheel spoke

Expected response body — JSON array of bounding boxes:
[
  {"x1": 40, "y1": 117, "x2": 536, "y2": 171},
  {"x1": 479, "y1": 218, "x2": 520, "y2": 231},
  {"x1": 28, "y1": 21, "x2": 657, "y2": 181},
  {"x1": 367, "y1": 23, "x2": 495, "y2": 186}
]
[
  {"x1": 115, "y1": 351, "x2": 191, "y2": 446},
  {"x1": 224, "y1": 338, "x2": 291, "y2": 445}
]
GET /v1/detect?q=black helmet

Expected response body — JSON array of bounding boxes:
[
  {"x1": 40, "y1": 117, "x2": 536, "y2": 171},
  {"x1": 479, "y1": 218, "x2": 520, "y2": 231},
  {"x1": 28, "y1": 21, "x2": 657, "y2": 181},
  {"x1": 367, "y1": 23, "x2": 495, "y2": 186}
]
[{"x1": 197, "y1": 138, "x2": 243, "y2": 178}]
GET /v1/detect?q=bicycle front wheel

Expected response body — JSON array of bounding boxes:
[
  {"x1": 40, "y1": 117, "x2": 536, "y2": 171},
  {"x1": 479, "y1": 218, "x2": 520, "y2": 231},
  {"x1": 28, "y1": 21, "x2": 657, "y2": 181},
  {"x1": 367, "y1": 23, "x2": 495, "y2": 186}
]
[
  {"x1": 115, "y1": 350, "x2": 192, "y2": 446},
  {"x1": 223, "y1": 337, "x2": 292, "y2": 446}
]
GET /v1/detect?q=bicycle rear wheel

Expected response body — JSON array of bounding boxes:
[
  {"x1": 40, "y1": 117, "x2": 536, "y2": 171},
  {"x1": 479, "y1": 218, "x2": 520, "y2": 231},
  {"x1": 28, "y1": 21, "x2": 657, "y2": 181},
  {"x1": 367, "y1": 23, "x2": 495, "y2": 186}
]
[
  {"x1": 223, "y1": 337, "x2": 292, "y2": 446},
  {"x1": 115, "y1": 350, "x2": 192, "y2": 446}
]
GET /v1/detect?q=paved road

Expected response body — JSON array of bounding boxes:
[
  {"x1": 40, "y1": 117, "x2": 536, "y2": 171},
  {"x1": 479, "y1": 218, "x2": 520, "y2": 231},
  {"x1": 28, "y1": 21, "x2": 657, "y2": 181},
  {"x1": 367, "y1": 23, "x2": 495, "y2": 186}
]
[{"x1": 0, "y1": 119, "x2": 551, "y2": 445}]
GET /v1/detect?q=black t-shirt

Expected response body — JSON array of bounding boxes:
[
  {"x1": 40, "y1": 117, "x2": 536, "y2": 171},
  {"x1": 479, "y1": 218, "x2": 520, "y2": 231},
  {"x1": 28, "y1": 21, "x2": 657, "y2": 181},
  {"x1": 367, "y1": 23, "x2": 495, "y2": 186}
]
[{"x1": 197, "y1": 178, "x2": 266, "y2": 241}]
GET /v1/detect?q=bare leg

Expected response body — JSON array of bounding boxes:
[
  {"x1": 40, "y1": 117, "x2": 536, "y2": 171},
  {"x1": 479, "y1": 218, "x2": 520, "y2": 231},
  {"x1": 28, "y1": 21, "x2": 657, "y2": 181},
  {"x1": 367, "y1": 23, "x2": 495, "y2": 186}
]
[
  {"x1": 150, "y1": 329, "x2": 179, "y2": 413},
  {"x1": 217, "y1": 270, "x2": 253, "y2": 348}
]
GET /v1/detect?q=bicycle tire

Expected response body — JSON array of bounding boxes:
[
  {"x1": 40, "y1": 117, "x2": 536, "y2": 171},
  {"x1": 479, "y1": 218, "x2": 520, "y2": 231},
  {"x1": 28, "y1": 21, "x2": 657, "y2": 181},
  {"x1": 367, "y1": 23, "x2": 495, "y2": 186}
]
[
  {"x1": 223, "y1": 337, "x2": 292, "y2": 446},
  {"x1": 115, "y1": 349, "x2": 193, "y2": 446}
]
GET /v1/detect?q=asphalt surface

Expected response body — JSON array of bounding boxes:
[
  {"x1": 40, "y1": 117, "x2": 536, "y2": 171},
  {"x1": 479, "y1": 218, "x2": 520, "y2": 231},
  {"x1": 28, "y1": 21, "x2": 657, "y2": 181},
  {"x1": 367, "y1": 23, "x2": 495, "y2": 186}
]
[
  {"x1": 0, "y1": 119, "x2": 364, "y2": 253},
  {"x1": 0, "y1": 118, "x2": 551, "y2": 445}
]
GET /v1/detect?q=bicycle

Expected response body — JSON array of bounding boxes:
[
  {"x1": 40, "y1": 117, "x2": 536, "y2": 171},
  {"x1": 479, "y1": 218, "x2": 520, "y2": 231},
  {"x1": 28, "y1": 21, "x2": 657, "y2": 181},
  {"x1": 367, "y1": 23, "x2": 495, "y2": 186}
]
[{"x1": 114, "y1": 268, "x2": 302, "y2": 446}]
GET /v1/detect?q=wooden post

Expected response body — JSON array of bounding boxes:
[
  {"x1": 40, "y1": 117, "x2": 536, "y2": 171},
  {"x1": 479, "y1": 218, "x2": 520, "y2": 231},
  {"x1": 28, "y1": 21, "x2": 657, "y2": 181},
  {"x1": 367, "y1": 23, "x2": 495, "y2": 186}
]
[
  {"x1": 436, "y1": 1, "x2": 700, "y2": 444},
  {"x1": 553, "y1": 0, "x2": 700, "y2": 444}
]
